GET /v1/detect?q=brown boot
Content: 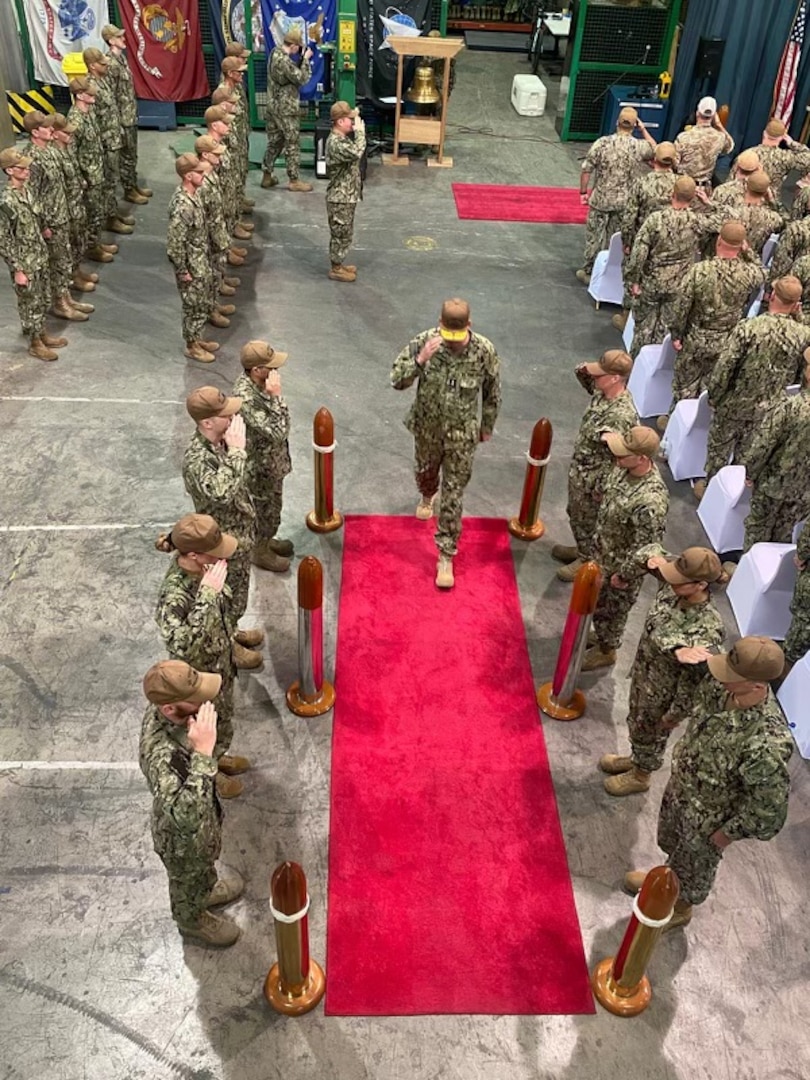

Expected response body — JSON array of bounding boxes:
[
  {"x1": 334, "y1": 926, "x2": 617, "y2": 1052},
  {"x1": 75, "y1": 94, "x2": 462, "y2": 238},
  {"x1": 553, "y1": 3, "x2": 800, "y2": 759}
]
[
  {"x1": 219, "y1": 282, "x2": 236, "y2": 297},
  {"x1": 208, "y1": 310, "x2": 230, "y2": 329},
  {"x1": 692, "y1": 479, "x2": 707, "y2": 501},
  {"x1": 556, "y1": 557, "x2": 585, "y2": 582},
  {"x1": 230, "y1": 245, "x2": 248, "y2": 258},
  {"x1": 436, "y1": 554, "x2": 455, "y2": 589},
  {"x1": 241, "y1": 195, "x2": 255, "y2": 208},
  {"x1": 105, "y1": 217, "x2": 133, "y2": 235},
  {"x1": 116, "y1": 211, "x2": 136, "y2": 226},
  {"x1": 28, "y1": 336, "x2": 58, "y2": 361},
  {"x1": 198, "y1": 339, "x2": 220, "y2": 353},
  {"x1": 611, "y1": 310, "x2": 629, "y2": 331},
  {"x1": 232, "y1": 641, "x2": 263, "y2": 669},
  {"x1": 184, "y1": 341, "x2": 216, "y2": 363},
  {"x1": 267, "y1": 537, "x2": 294, "y2": 557},
  {"x1": 251, "y1": 545, "x2": 290, "y2": 573},
  {"x1": 227, "y1": 251, "x2": 244, "y2": 267},
  {"x1": 178, "y1": 910, "x2": 241, "y2": 947},
  {"x1": 261, "y1": 171, "x2": 278, "y2": 189},
  {"x1": 136, "y1": 185, "x2": 153, "y2": 198},
  {"x1": 215, "y1": 771, "x2": 243, "y2": 799},
  {"x1": 551, "y1": 543, "x2": 578, "y2": 564},
  {"x1": 124, "y1": 187, "x2": 148, "y2": 204},
  {"x1": 40, "y1": 332, "x2": 68, "y2": 349},
  {"x1": 232, "y1": 224, "x2": 252, "y2": 240},
  {"x1": 218, "y1": 753, "x2": 252, "y2": 776},
  {"x1": 328, "y1": 264, "x2": 356, "y2": 283},
  {"x1": 78, "y1": 267, "x2": 99, "y2": 283},
  {"x1": 71, "y1": 274, "x2": 96, "y2": 292},
  {"x1": 51, "y1": 296, "x2": 88, "y2": 321},
  {"x1": 656, "y1": 415, "x2": 669, "y2": 433},
  {"x1": 236, "y1": 220, "x2": 254, "y2": 233},
  {"x1": 581, "y1": 646, "x2": 617, "y2": 672},
  {"x1": 342, "y1": 264, "x2": 357, "y2": 273},
  {"x1": 67, "y1": 295, "x2": 94, "y2": 314},
  {"x1": 604, "y1": 768, "x2": 651, "y2": 796},
  {"x1": 599, "y1": 753, "x2": 634, "y2": 775},
  {"x1": 87, "y1": 245, "x2": 114, "y2": 263},
  {"x1": 100, "y1": 242, "x2": 119, "y2": 255},
  {"x1": 235, "y1": 627, "x2": 265, "y2": 647},
  {"x1": 216, "y1": 302, "x2": 236, "y2": 316},
  {"x1": 288, "y1": 179, "x2": 313, "y2": 192},
  {"x1": 205, "y1": 865, "x2": 245, "y2": 907},
  {"x1": 224, "y1": 275, "x2": 241, "y2": 288},
  {"x1": 662, "y1": 899, "x2": 693, "y2": 932},
  {"x1": 623, "y1": 870, "x2": 647, "y2": 895}
]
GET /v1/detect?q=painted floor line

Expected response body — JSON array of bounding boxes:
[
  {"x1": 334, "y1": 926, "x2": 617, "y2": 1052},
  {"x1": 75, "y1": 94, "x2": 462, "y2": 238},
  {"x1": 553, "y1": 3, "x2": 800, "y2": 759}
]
[
  {"x1": 0, "y1": 396, "x2": 183, "y2": 405},
  {"x1": 0, "y1": 523, "x2": 168, "y2": 533},
  {"x1": 0, "y1": 761, "x2": 141, "y2": 770}
]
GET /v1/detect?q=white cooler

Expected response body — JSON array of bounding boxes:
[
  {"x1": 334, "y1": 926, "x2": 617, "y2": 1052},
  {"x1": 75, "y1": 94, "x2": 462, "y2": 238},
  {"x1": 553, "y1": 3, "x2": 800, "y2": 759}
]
[{"x1": 511, "y1": 74, "x2": 547, "y2": 117}]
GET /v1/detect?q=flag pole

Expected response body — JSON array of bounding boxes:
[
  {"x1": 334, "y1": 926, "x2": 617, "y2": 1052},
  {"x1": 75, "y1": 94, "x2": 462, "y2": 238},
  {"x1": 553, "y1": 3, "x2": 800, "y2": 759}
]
[{"x1": 772, "y1": 0, "x2": 804, "y2": 120}]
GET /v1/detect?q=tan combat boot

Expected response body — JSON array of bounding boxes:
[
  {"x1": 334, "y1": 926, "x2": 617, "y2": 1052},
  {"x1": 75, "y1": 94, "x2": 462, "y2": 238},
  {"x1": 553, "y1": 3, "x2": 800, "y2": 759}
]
[
  {"x1": 205, "y1": 864, "x2": 245, "y2": 908},
  {"x1": 328, "y1": 264, "x2": 356, "y2": 282},
  {"x1": 224, "y1": 276, "x2": 241, "y2": 288},
  {"x1": 604, "y1": 767, "x2": 651, "y2": 796},
  {"x1": 581, "y1": 646, "x2": 617, "y2": 672},
  {"x1": 235, "y1": 627, "x2": 265, "y2": 647},
  {"x1": 267, "y1": 537, "x2": 294, "y2": 557},
  {"x1": 66, "y1": 294, "x2": 94, "y2": 314},
  {"x1": 178, "y1": 910, "x2": 241, "y2": 947},
  {"x1": 117, "y1": 211, "x2": 136, "y2": 226},
  {"x1": 215, "y1": 771, "x2": 243, "y2": 798},
  {"x1": 198, "y1": 339, "x2": 220, "y2": 353},
  {"x1": 230, "y1": 244, "x2": 248, "y2": 258},
  {"x1": 40, "y1": 332, "x2": 68, "y2": 349},
  {"x1": 79, "y1": 267, "x2": 99, "y2": 283},
  {"x1": 86, "y1": 245, "x2": 113, "y2": 262},
  {"x1": 261, "y1": 171, "x2": 278, "y2": 189},
  {"x1": 656, "y1": 414, "x2": 669, "y2": 432},
  {"x1": 216, "y1": 302, "x2": 236, "y2": 316},
  {"x1": 692, "y1": 479, "x2": 707, "y2": 501},
  {"x1": 227, "y1": 250, "x2": 245, "y2": 267},
  {"x1": 611, "y1": 310, "x2": 630, "y2": 331},
  {"x1": 208, "y1": 310, "x2": 230, "y2": 329},
  {"x1": 251, "y1": 544, "x2": 290, "y2": 573},
  {"x1": 71, "y1": 273, "x2": 96, "y2": 292},
  {"x1": 232, "y1": 224, "x2": 252, "y2": 240},
  {"x1": 551, "y1": 543, "x2": 578, "y2": 563},
  {"x1": 219, "y1": 282, "x2": 236, "y2": 297},
  {"x1": 575, "y1": 269, "x2": 591, "y2": 284},
  {"x1": 556, "y1": 557, "x2": 585, "y2": 582},
  {"x1": 599, "y1": 753, "x2": 634, "y2": 775},
  {"x1": 237, "y1": 219, "x2": 254, "y2": 233},
  {"x1": 416, "y1": 493, "x2": 437, "y2": 520},
  {"x1": 28, "y1": 336, "x2": 58, "y2": 361},
  {"x1": 342, "y1": 264, "x2": 356, "y2": 273},
  {"x1": 105, "y1": 216, "x2": 133, "y2": 235},
  {"x1": 663, "y1": 899, "x2": 693, "y2": 932},
  {"x1": 136, "y1": 185, "x2": 153, "y2": 198},
  {"x1": 623, "y1": 869, "x2": 647, "y2": 894},
  {"x1": 436, "y1": 554, "x2": 454, "y2": 589},
  {"x1": 232, "y1": 641, "x2": 263, "y2": 669},
  {"x1": 288, "y1": 179, "x2": 313, "y2": 192},
  {"x1": 218, "y1": 753, "x2": 252, "y2": 776},
  {"x1": 184, "y1": 341, "x2": 216, "y2": 363},
  {"x1": 100, "y1": 241, "x2": 119, "y2": 254},
  {"x1": 52, "y1": 296, "x2": 88, "y2": 321},
  {"x1": 240, "y1": 196, "x2": 255, "y2": 210},
  {"x1": 124, "y1": 187, "x2": 148, "y2": 204}
]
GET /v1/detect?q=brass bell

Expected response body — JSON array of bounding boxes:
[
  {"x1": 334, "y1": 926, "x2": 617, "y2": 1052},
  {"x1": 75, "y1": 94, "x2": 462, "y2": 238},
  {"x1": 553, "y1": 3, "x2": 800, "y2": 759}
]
[{"x1": 406, "y1": 63, "x2": 440, "y2": 105}]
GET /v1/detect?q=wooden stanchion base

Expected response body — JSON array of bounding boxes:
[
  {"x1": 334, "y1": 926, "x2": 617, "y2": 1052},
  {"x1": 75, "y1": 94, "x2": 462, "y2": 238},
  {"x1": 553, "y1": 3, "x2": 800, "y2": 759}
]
[
  {"x1": 591, "y1": 957, "x2": 652, "y2": 1017},
  {"x1": 286, "y1": 680, "x2": 336, "y2": 717},
  {"x1": 427, "y1": 156, "x2": 454, "y2": 168},
  {"x1": 264, "y1": 960, "x2": 326, "y2": 1015},
  {"x1": 536, "y1": 682, "x2": 586, "y2": 720},
  {"x1": 306, "y1": 510, "x2": 343, "y2": 534},
  {"x1": 381, "y1": 153, "x2": 410, "y2": 166},
  {"x1": 508, "y1": 516, "x2": 545, "y2": 541}
]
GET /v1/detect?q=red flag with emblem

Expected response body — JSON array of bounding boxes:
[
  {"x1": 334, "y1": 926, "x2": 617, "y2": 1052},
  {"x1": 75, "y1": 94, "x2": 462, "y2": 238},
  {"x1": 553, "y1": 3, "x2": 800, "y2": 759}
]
[{"x1": 116, "y1": 0, "x2": 210, "y2": 101}]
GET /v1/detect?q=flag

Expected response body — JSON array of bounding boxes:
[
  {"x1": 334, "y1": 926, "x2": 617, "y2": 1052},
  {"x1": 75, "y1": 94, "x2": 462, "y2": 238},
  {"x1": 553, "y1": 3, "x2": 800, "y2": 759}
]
[
  {"x1": 23, "y1": 0, "x2": 109, "y2": 85},
  {"x1": 356, "y1": 0, "x2": 433, "y2": 106},
  {"x1": 260, "y1": 0, "x2": 336, "y2": 101},
  {"x1": 209, "y1": 0, "x2": 267, "y2": 69},
  {"x1": 773, "y1": 0, "x2": 806, "y2": 126},
  {"x1": 116, "y1": 0, "x2": 210, "y2": 102}
]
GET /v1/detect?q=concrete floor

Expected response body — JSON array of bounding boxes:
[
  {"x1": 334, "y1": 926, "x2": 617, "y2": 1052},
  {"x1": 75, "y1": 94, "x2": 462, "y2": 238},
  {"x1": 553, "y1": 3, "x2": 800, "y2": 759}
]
[{"x1": 0, "y1": 50, "x2": 808, "y2": 1080}]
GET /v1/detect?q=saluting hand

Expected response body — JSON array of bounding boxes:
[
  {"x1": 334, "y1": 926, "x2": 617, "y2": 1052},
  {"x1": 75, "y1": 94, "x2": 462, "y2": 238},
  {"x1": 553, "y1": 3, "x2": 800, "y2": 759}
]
[
  {"x1": 224, "y1": 413, "x2": 246, "y2": 450},
  {"x1": 674, "y1": 646, "x2": 714, "y2": 664},
  {"x1": 417, "y1": 336, "x2": 442, "y2": 366},
  {"x1": 266, "y1": 370, "x2": 282, "y2": 396},
  {"x1": 201, "y1": 559, "x2": 228, "y2": 594},
  {"x1": 187, "y1": 700, "x2": 218, "y2": 757},
  {"x1": 13, "y1": 270, "x2": 29, "y2": 287}
]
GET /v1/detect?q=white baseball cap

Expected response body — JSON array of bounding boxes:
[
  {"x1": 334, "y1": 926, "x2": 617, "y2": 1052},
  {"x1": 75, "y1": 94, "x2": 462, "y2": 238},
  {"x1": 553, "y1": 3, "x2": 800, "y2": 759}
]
[{"x1": 697, "y1": 96, "x2": 717, "y2": 117}]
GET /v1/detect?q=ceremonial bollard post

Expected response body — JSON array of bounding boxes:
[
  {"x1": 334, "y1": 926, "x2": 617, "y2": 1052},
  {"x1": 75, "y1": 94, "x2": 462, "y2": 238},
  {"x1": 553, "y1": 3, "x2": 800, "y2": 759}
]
[
  {"x1": 264, "y1": 861, "x2": 326, "y2": 1015},
  {"x1": 509, "y1": 418, "x2": 553, "y2": 541},
  {"x1": 591, "y1": 866, "x2": 680, "y2": 1017},
  {"x1": 287, "y1": 556, "x2": 335, "y2": 717},
  {"x1": 306, "y1": 407, "x2": 343, "y2": 534},
  {"x1": 537, "y1": 561, "x2": 603, "y2": 720}
]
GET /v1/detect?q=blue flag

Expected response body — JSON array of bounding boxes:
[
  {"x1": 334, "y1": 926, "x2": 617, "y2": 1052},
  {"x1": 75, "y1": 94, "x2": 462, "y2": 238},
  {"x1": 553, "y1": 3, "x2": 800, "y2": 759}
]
[
  {"x1": 209, "y1": 0, "x2": 268, "y2": 67},
  {"x1": 260, "y1": 0, "x2": 336, "y2": 100}
]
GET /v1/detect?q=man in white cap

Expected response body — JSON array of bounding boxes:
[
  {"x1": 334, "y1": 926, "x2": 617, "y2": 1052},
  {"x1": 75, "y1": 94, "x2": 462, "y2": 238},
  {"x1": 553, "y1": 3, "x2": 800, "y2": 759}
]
[{"x1": 674, "y1": 96, "x2": 734, "y2": 188}]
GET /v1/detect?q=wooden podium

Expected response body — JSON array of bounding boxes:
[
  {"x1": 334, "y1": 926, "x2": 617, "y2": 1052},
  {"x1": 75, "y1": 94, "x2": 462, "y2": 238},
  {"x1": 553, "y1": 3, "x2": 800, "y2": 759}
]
[{"x1": 383, "y1": 36, "x2": 465, "y2": 168}]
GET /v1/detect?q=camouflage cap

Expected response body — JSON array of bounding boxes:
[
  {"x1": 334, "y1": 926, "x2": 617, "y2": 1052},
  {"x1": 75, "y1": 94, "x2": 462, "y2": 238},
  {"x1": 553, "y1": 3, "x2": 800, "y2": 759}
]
[
  {"x1": 225, "y1": 41, "x2": 251, "y2": 58},
  {"x1": 765, "y1": 118, "x2": 787, "y2": 138},
  {"x1": 175, "y1": 152, "x2": 203, "y2": 177},
  {"x1": 22, "y1": 109, "x2": 50, "y2": 133},
  {"x1": 83, "y1": 47, "x2": 109, "y2": 66},
  {"x1": 673, "y1": 175, "x2": 697, "y2": 201},
  {"x1": 708, "y1": 637, "x2": 784, "y2": 683},
  {"x1": 659, "y1": 547, "x2": 723, "y2": 585},
  {"x1": 204, "y1": 104, "x2": 231, "y2": 126},
  {"x1": 284, "y1": 27, "x2": 303, "y2": 45},
  {"x1": 747, "y1": 169, "x2": 771, "y2": 194},
  {"x1": 617, "y1": 106, "x2": 638, "y2": 129},
  {"x1": 719, "y1": 220, "x2": 747, "y2": 247},
  {"x1": 143, "y1": 660, "x2": 222, "y2": 705},
  {"x1": 773, "y1": 275, "x2": 803, "y2": 303},
  {"x1": 186, "y1": 386, "x2": 242, "y2": 421},
  {"x1": 69, "y1": 76, "x2": 96, "y2": 95},
  {"x1": 654, "y1": 141, "x2": 677, "y2": 165},
  {"x1": 0, "y1": 147, "x2": 32, "y2": 170},
  {"x1": 439, "y1": 298, "x2": 471, "y2": 341},
  {"x1": 195, "y1": 134, "x2": 225, "y2": 156},
  {"x1": 50, "y1": 112, "x2": 77, "y2": 133},
  {"x1": 101, "y1": 24, "x2": 125, "y2": 42},
  {"x1": 240, "y1": 340, "x2": 289, "y2": 369},
  {"x1": 222, "y1": 55, "x2": 247, "y2": 74},
  {"x1": 603, "y1": 425, "x2": 660, "y2": 459},
  {"x1": 330, "y1": 100, "x2": 353, "y2": 121},
  {"x1": 583, "y1": 349, "x2": 633, "y2": 378},
  {"x1": 736, "y1": 149, "x2": 760, "y2": 173},
  {"x1": 171, "y1": 514, "x2": 238, "y2": 558}
]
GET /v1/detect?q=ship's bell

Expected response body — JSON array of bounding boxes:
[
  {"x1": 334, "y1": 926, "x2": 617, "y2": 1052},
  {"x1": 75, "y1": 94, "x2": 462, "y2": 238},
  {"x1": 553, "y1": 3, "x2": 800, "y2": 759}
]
[{"x1": 406, "y1": 63, "x2": 441, "y2": 105}]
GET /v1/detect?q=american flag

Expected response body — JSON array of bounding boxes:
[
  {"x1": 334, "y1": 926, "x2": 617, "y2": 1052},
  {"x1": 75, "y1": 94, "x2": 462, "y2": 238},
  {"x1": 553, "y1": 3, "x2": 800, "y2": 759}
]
[{"x1": 773, "y1": 0, "x2": 806, "y2": 126}]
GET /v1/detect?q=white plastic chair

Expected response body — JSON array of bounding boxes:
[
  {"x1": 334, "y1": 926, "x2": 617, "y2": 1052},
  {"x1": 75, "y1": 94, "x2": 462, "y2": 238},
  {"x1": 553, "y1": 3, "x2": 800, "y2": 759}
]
[
  {"x1": 697, "y1": 465, "x2": 751, "y2": 553},
  {"x1": 664, "y1": 391, "x2": 712, "y2": 481},
  {"x1": 777, "y1": 651, "x2": 810, "y2": 759},
  {"x1": 792, "y1": 520, "x2": 807, "y2": 544},
  {"x1": 727, "y1": 543, "x2": 797, "y2": 639},
  {"x1": 588, "y1": 232, "x2": 625, "y2": 309},
  {"x1": 627, "y1": 334, "x2": 676, "y2": 418},
  {"x1": 623, "y1": 310, "x2": 635, "y2": 352}
]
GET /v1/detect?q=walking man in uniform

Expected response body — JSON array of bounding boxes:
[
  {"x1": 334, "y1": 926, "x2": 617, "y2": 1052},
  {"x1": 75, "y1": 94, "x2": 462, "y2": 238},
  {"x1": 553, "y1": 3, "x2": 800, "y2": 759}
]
[{"x1": 262, "y1": 28, "x2": 313, "y2": 192}]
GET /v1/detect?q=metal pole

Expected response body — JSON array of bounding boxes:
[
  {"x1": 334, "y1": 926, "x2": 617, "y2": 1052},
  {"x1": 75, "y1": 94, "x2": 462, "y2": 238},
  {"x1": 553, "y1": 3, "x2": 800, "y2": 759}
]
[
  {"x1": 537, "y1": 561, "x2": 602, "y2": 720},
  {"x1": 306, "y1": 407, "x2": 343, "y2": 533},
  {"x1": 264, "y1": 861, "x2": 326, "y2": 1015},
  {"x1": 286, "y1": 556, "x2": 336, "y2": 717},
  {"x1": 509, "y1": 418, "x2": 552, "y2": 541}
]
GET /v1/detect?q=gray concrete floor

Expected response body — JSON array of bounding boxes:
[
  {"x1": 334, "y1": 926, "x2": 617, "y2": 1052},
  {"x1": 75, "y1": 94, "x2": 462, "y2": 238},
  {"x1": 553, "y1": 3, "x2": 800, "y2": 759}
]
[{"x1": 0, "y1": 50, "x2": 808, "y2": 1080}]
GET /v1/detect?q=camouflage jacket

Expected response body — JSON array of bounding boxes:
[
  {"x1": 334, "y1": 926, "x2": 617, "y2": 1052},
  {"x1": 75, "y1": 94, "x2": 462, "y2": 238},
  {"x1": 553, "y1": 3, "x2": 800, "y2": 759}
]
[
  {"x1": 106, "y1": 50, "x2": 137, "y2": 127},
  {"x1": 182, "y1": 430, "x2": 257, "y2": 548},
  {"x1": 91, "y1": 73, "x2": 123, "y2": 150},
  {"x1": 740, "y1": 387, "x2": 810, "y2": 499},
  {"x1": 789, "y1": 254, "x2": 810, "y2": 313},
  {"x1": 570, "y1": 385, "x2": 638, "y2": 494},
  {"x1": 668, "y1": 256, "x2": 765, "y2": 339},
  {"x1": 674, "y1": 125, "x2": 734, "y2": 181},
  {"x1": 582, "y1": 132, "x2": 655, "y2": 213},
  {"x1": 798, "y1": 519, "x2": 810, "y2": 563},
  {"x1": 712, "y1": 176, "x2": 746, "y2": 207},
  {"x1": 199, "y1": 172, "x2": 230, "y2": 255},
  {"x1": 66, "y1": 105, "x2": 105, "y2": 186},
  {"x1": 232, "y1": 372, "x2": 292, "y2": 485},
  {"x1": 769, "y1": 216, "x2": 810, "y2": 281},
  {"x1": 167, "y1": 187, "x2": 210, "y2": 279},
  {"x1": 139, "y1": 704, "x2": 221, "y2": 849},
  {"x1": 0, "y1": 185, "x2": 48, "y2": 275},
  {"x1": 391, "y1": 329, "x2": 501, "y2": 443},
  {"x1": 707, "y1": 312, "x2": 810, "y2": 410},
  {"x1": 216, "y1": 79, "x2": 248, "y2": 145},
  {"x1": 325, "y1": 127, "x2": 366, "y2": 203},
  {"x1": 625, "y1": 206, "x2": 718, "y2": 294},
  {"x1": 593, "y1": 464, "x2": 669, "y2": 580},
  {"x1": 670, "y1": 677, "x2": 793, "y2": 840},
  {"x1": 155, "y1": 561, "x2": 235, "y2": 677},
  {"x1": 52, "y1": 142, "x2": 85, "y2": 220},
  {"x1": 621, "y1": 170, "x2": 677, "y2": 249},
  {"x1": 753, "y1": 143, "x2": 810, "y2": 191},
  {"x1": 792, "y1": 185, "x2": 810, "y2": 221},
  {"x1": 266, "y1": 47, "x2": 311, "y2": 116},
  {"x1": 721, "y1": 200, "x2": 786, "y2": 254},
  {"x1": 28, "y1": 143, "x2": 69, "y2": 228}
]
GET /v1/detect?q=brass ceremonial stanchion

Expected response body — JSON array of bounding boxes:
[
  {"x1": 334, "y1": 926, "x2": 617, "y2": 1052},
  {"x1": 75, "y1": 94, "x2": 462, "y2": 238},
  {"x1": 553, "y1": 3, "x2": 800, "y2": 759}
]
[
  {"x1": 592, "y1": 866, "x2": 679, "y2": 1017},
  {"x1": 508, "y1": 418, "x2": 553, "y2": 540},
  {"x1": 264, "y1": 861, "x2": 325, "y2": 1015},
  {"x1": 306, "y1": 407, "x2": 343, "y2": 534},
  {"x1": 286, "y1": 556, "x2": 335, "y2": 717},
  {"x1": 537, "y1": 561, "x2": 603, "y2": 720}
]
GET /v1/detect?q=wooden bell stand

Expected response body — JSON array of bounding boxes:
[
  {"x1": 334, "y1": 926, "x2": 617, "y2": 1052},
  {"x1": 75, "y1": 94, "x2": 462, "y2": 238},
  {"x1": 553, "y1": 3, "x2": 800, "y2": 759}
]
[{"x1": 382, "y1": 36, "x2": 465, "y2": 168}]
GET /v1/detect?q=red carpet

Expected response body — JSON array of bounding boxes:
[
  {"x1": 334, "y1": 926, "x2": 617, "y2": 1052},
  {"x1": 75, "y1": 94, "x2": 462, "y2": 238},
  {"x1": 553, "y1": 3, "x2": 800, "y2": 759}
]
[
  {"x1": 325, "y1": 515, "x2": 594, "y2": 1016},
  {"x1": 452, "y1": 183, "x2": 588, "y2": 224}
]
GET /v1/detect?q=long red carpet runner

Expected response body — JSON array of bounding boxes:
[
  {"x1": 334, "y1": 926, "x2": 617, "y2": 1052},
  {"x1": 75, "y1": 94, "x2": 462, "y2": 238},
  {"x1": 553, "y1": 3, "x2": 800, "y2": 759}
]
[
  {"x1": 452, "y1": 183, "x2": 589, "y2": 224},
  {"x1": 325, "y1": 515, "x2": 594, "y2": 1016}
]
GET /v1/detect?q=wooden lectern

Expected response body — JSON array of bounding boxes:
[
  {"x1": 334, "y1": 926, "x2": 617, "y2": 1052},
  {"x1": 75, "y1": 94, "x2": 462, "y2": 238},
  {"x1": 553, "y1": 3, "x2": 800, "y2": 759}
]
[{"x1": 383, "y1": 36, "x2": 465, "y2": 168}]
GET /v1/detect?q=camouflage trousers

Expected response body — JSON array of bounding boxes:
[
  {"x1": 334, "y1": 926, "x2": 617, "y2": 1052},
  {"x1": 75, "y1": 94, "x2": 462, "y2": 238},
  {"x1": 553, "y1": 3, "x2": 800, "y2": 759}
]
[
  {"x1": 744, "y1": 490, "x2": 810, "y2": 550},
  {"x1": 213, "y1": 675, "x2": 235, "y2": 760},
  {"x1": 84, "y1": 182, "x2": 106, "y2": 247},
  {"x1": 671, "y1": 328, "x2": 730, "y2": 403},
  {"x1": 658, "y1": 784, "x2": 723, "y2": 906},
  {"x1": 626, "y1": 642, "x2": 679, "y2": 773},
  {"x1": 592, "y1": 575, "x2": 643, "y2": 651},
  {"x1": 177, "y1": 271, "x2": 214, "y2": 343},
  {"x1": 103, "y1": 147, "x2": 122, "y2": 220},
  {"x1": 209, "y1": 252, "x2": 227, "y2": 310},
  {"x1": 566, "y1": 470, "x2": 600, "y2": 560},
  {"x1": 327, "y1": 201, "x2": 356, "y2": 265},
  {"x1": 414, "y1": 433, "x2": 477, "y2": 556},
  {"x1": 120, "y1": 125, "x2": 139, "y2": 191},
  {"x1": 784, "y1": 566, "x2": 810, "y2": 663},
  {"x1": 68, "y1": 212, "x2": 88, "y2": 269},
  {"x1": 255, "y1": 481, "x2": 284, "y2": 545},
  {"x1": 631, "y1": 291, "x2": 677, "y2": 357},
  {"x1": 46, "y1": 229, "x2": 74, "y2": 301},
  {"x1": 12, "y1": 270, "x2": 48, "y2": 337},
  {"x1": 228, "y1": 548, "x2": 253, "y2": 625},
  {"x1": 152, "y1": 817, "x2": 220, "y2": 926},
  {"x1": 704, "y1": 405, "x2": 758, "y2": 479},
  {"x1": 263, "y1": 113, "x2": 301, "y2": 180},
  {"x1": 582, "y1": 207, "x2": 623, "y2": 273}
]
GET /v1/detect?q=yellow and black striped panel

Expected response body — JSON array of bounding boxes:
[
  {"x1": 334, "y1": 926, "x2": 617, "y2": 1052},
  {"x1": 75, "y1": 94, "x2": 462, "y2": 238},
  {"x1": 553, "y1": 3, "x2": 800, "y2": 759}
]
[{"x1": 7, "y1": 87, "x2": 55, "y2": 134}]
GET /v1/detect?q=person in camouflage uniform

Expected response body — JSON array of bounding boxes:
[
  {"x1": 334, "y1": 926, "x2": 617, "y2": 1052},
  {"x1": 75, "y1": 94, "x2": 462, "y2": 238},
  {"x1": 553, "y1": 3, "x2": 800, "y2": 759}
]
[
  {"x1": 720, "y1": 170, "x2": 786, "y2": 255},
  {"x1": 667, "y1": 221, "x2": 765, "y2": 408},
  {"x1": 791, "y1": 183, "x2": 810, "y2": 220},
  {"x1": 49, "y1": 112, "x2": 96, "y2": 295},
  {"x1": 784, "y1": 526, "x2": 810, "y2": 665},
  {"x1": 599, "y1": 547, "x2": 727, "y2": 796},
  {"x1": 625, "y1": 176, "x2": 717, "y2": 355},
  {"x1": 391, "y1": 298, "x2": 501, "y2": 589},
  {"x1": 262, "y1": 28, "x2": 313, "y2": 192},
  {"x1": 582, "y1": 426, "x2": 670, "y2": 672},
  {"x1": 216, "y1": 57, "x2": 257, "y2": 241},
  {"x1": 577, "y1": 107, "x2": 656, "y2": 280},
  {"x1": 221, "y1": 41, "x2": 255, "y2": 214},
  {"x1": 102, "y1": 24, "x2": 152, "y2": 204},
  {"x1": 674, "y1": 96, "x2": 734, "y2": 185},
  {"x1": 232, "y1": 340, "x2": 294, "y2": 574},
  {"x1": 140, "y1": 659, "x2": 245, "y2": 948},
  {"x1": 194, "y1": 137, "x2": 232, "y2": 323},
  {"x1": 702, "y1": 276, "x2": 810, "y2": 484},
  {"x1": 770, "y1": 201, "x2": 810, "y2": 282},
  {"x1": 550, "y1": 350, "x2": 638, "y2": 582},
  {"x1": 82, "y1": 47, "x2": 131, "y2": 236},
  {"x1": 625, "y1": 637, "x2": 792, "y2": 932},
  {"x1": 740, "y1": 362, "x2": 810, "y2": 548},
  {"x1": 325, "y1": 100, "x2": 366, "y2": 282},
  {"x1": 711, "y1": 148, "x2": 760, "y2": 207},
  {"x1": 182, "y1": 386, "x2": 262, "y2": 670},
  {"x1": 67, "y1": 77, "x2": 114, "y2": 265},
  {"x1": 752, "y1": 118, "x2": 810, "y2": 199},
  {"x1": 155, "y1": 514, "x2": 256, "y2": 801},
  {"x1": 785, "y1": 250, "x2": 810, "y2": 315},
  {"x1": 0, "y1": 148, "x2": 67, "y2": 361},
  {"x1": 204, "y1": 105, "x2": 246, "y2": 269}
]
